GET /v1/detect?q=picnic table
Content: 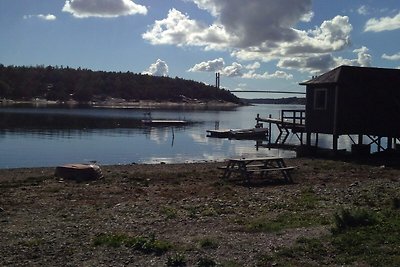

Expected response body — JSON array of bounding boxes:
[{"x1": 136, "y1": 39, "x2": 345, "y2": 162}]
[{"x1": 219, "y1": 157, "x2": 295, "y2": 183}]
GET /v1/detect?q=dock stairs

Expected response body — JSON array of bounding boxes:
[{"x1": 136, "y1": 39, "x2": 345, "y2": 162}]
[{"x1": 256, "y1": 109, "x2": 305, "y2": 145}]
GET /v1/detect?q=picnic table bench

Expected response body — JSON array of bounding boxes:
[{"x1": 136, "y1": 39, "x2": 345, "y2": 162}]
[{"x1": 218, "y1": 157, "x2": 295, "y2": 183}]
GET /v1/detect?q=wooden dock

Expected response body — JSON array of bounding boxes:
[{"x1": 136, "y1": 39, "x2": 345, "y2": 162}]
[
  {"x1": 256, "y1": 109, "x2": 306, "y2": 145},
  {"x1": 141, "y1": 119, "x2": 188, "y2": 125},
  {"x1": 255, "y1": 117, "x2": 305, "y2": 132}
]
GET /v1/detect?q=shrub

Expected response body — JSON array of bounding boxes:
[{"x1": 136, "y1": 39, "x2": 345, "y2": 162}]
[
  {"x1": 333, "y1": 208, "x2": 377, "y2": 233},
  {"x1": 166, "y1": 253, "x2": 187, "y2": 266},
  {"x1": 197, "y1": 257, "x2": 217, "y2": 267},
  {"x1": 93, "y1": 233, "x2": 171, "y2": 255},
  {"x1": 392, "y1": 197, "x2": 400, "y2": 210},
  {"x1": 198, "y1": 238, "x2": 218, "y2": 249}
]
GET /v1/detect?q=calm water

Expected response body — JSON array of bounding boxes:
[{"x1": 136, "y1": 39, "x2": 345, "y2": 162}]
[{"x1": 0, "y1": 104, "x2": 308, "y2": 168}]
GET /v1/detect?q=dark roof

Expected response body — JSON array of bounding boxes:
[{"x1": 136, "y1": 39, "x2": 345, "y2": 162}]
[{"x1": 299, "y1": 65, "x2": 400, "y2": 86}]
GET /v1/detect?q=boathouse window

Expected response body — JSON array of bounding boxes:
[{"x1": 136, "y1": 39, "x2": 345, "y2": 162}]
[{"x1": 314, "y1": 88, "x2": 328, "y2": 110}]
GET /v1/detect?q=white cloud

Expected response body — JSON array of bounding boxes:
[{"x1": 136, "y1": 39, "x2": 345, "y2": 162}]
[
  {"x1": 190, "y1": 0, "x2": 312, "y2": 47},
  {"x1": 143, "y1": 59, "x2": 169, "y2": 77},
  {"x1": 23, "y1": 14, "x2": 56, "y2": 21},
  {"x1": 189, "y1": 58, "x2": 292, "y2": 80},
  {"x1": 242, "y1": 70, "x2": 293, "y2": 80},
  {"x1": 364, "y1": 12, "x2": 400, "y2": 32},
  {"x1": 145, "y1": 1, "x2": 353, "y2": 75},
  {"x1": 62, "y1": 0, "x2": 147, "y2": 18},
  {"x1": 245, "y1": 62, "x2": 261, "y2": 70},
  {"x1": 357, "y1": 5, "x2": 369, "y2": 15},
  {"x1": 188, "y1": 58, "x2": 225, "y2": 72},
  {"x1": 142, "y1": 9, "x2": 235, "y2": 50},
  {"x1": 278, "y1": 46, "x2": 372, "y2": 75},
  {"x1": 233, "y1": 16, "x2": 352, "y2": 62},
  {"x1": 382, "y1": 52, "x2": 400, "y2": 61},
  {"x1": 353, "y1": 46, "x2": 372, "y2": 67},
  {"x1": 300, "y1": 11, "x2": 314, "y2": 22},
  {"x1": 220, "y1": 62, "x2": 243, "y2": 77}
]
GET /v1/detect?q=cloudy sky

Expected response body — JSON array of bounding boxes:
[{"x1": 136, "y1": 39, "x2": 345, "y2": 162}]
[{"x1": 1, "y1": 0, "x2": 399, "y2": 98}]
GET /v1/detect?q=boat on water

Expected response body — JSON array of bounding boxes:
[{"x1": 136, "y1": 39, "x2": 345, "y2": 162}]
[{"x1": 206, "y1": 127, "x2": 268, "y2": 139}]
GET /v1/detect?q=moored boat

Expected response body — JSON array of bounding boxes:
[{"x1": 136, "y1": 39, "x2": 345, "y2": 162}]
[{"x1": 207, "y1": 127, "x2": 268, "y2": 139}]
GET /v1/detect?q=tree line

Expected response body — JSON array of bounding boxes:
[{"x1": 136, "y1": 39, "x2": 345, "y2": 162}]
[{"x1": 0, "y1": 64, "x2": 241, "y2": 103}]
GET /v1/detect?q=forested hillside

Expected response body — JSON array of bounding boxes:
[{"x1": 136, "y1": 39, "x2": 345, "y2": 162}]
[{"x1": 0, "y1": 64, "x2": 240, "y2": 103}]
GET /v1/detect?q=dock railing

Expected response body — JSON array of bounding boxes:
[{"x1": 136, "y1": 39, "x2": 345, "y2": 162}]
[{"x1": 281, "y1": 109, "x2": 306, "y2": 129}]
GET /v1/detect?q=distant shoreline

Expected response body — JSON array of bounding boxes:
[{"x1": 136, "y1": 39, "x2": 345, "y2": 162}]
[
  {"x1": 1, "y1": 98, "x2": 307, "y2": 108},
  {"x1": 0, "y1": 98, "x2": 242, "y2": 109}
]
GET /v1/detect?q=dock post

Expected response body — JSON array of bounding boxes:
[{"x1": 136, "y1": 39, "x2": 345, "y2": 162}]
[
  {"x1": 388, "y1": 136, "x2": 393, "y2": 150},
  {"x1": 306, "y1": 132, "x2": 311, "y2": 147},
  {"x1": 268, "y1": 114, "x2": 272, "y2": 144},
  {"x1": 333, "y1": 134, "x2": 338, "y2": 151},
  {"x1": 358, "y1": 134, "x2": 363, "y2": 145},
  {"x1": 378, "y1": 137, "x2": 381, "y2": 152}
]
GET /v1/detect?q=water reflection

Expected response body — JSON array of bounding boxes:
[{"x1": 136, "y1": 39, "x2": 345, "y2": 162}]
[{"x1": 0, "y1": 104, "x2": 301, "y2": 168}]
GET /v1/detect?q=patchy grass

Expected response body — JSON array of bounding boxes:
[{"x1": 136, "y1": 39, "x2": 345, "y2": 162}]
[
  {"x1": 332, "y1": 208, "x2": 378, "y2": 233},
  {"x1": 259, "y1": 207, "x2": 400, "y2": 267},
  {"x1": 161, "y1": 206, "x2": 179, "y2": 219},
  {"x1": 3, "y1": 159, "x2": 400, "y2": 266},
  {"x1": 331, "y1": 209, "x2": 400, "y2": 266},
  {"x1": 0, "y1": 176, "x2": 51, "y2": 189},
  {"x1": 197, "y1": 257, "x2": 217, "y2": 267},
  {"x1": 244, "y1": 211, "x2": 330, "y2": 233},
  {"x1": 198, "y1": 237, "x2": 219, "y2": 249},
  {"x1": 93, "y1": 233, "x2": 172, "y2": 255},
  {"x1": 166, "y1": 253, "x2": 187, "y2": 266}
]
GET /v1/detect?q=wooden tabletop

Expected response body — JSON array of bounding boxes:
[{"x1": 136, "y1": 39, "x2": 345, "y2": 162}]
[{"x1": 226, "y1": 156, "x2": 283, "y2": 162}]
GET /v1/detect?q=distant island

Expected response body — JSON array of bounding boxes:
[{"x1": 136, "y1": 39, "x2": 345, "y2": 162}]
[{"x1": 0, "y1": 64, "x2": 241, "y2": 106}]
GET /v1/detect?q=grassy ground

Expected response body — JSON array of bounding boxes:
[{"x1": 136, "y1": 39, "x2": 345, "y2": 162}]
[{"x1": 1, "y1": 158, "x2": 400, "y2": 266}]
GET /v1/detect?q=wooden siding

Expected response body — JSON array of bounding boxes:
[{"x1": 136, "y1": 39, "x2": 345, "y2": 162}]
[{"x1": 302, "y1": 66, "x2": 400, "y2": 137}]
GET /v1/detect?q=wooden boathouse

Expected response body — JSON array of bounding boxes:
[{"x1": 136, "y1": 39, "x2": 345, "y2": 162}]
[{"x1": 257, "y1": 65, "x2": 400, "y2": 154}]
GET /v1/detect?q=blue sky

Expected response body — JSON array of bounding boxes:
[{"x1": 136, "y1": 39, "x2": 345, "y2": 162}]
[{"x1": 0, "y1": 0, "x2": 399, "y2": 98}]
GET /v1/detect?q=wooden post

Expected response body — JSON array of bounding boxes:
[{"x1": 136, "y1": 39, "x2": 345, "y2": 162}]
[
  {"x1": 306, "y1": 132, "x2": 311, "y2": 147},
  {"x1": 387, "y1": 137, "x2": 393, "y2": 150},
  {"x1": 300, "y1": 132, "x2": 304, "y2": 145},
  {"x1": 268, "y1": 114, "x2": 272, "y2": 144},
  {"x1": 358, "y1": 134, "x2": 363, "y2": 145},
  {"x1": 377, "y1": 137, "x2": 381, "y2": 152},
  {"x1": 332, "y1": 85, "x2": 339, "y2": 153},
  {"x1": 333, "y1": 134, "x2": 338, "y2": 151}
]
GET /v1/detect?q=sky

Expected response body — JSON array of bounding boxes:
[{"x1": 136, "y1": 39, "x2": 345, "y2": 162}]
[{"x1": 0, "y1": 0, "x2": 400, "y2": 99}]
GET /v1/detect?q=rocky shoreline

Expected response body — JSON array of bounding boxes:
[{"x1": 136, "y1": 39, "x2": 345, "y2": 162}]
[{"x1": 1, "y1": 158, "x2": 400, "y2": 266}]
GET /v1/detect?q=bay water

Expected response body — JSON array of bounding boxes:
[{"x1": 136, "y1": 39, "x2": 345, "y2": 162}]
[{"x1": 0, "y1": 103, "x2": 343, "y2": 169}]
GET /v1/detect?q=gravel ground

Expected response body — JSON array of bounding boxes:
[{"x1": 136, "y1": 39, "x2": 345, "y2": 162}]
[{"x1": 1, "y1": 158, "x2": 399, "y2": 266}]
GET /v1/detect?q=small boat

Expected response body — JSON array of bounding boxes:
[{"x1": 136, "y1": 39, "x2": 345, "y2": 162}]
[
  {"x1": 206, "y1": 129, "x2": 234, "y2": 138},
  {"x1": 230, "y1": 128, "x2": 268, "y2": 139},
  {"x1": 207, "y1": 128, "x2": 268, "y2": 139},
  {"x1": 54, "y1": 163, "x2": 103, "y2": 181}
]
